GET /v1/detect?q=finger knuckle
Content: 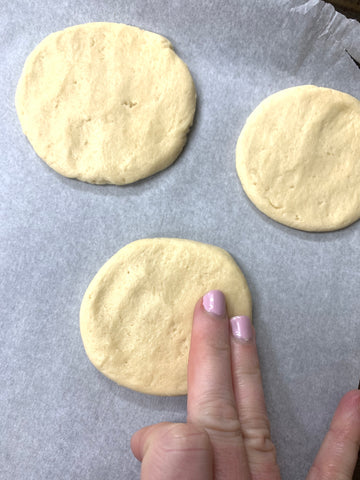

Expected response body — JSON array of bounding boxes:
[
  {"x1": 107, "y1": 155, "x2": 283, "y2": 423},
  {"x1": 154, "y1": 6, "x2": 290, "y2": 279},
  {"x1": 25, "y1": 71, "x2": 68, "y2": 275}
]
[
  {"x1": 242, "y1": 417, "x2": 277, "y2": 457},
  {"x1": 328, "y1": 424, "x2": 360, "y2": 450},
  {"x1": 208, "y1": 338, "x2": 231, "y2": 357},
  {"x1": 203, "y1": 416, "x2": 243, "y2": 438},
  {"x1": 160, "y1": 423, "x2": 211, "y2": 453},
  {"x1": 191, "y1": 397, "x2": 242, "y2": 435},
  {"x1": 234, "y1": 360, "x2": 261, "y2": 381},
  {"x1": 308, "y1": 462, "x2": 349, "y2": 480},
  {"x1": 246, "y1": 430, "x2": 276, "y2": 457}
]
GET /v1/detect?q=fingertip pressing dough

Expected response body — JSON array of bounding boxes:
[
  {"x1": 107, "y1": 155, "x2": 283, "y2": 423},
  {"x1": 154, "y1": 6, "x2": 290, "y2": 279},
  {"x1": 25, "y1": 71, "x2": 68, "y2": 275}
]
[
  {"x1": 80, "y1": 238, "x2": 252, "y2": 396},
  {"x1": 15, "y1": 23, "x2": 196, "y2": 185},
  {"x1": 236, "y1": 85, "x2": 360, "y2": 231}
]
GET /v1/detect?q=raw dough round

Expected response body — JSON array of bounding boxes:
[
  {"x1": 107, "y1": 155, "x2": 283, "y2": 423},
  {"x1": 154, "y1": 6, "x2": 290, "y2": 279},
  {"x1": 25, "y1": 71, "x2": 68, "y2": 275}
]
[
  {"x1": 80, "y1": 238, "x2": 252, "y2": 396},
  {"x1": 16, "y1": 23, "x2": 196, "y2": 185},
  {"x1": 236, "y1": 85, "x2": 360, "y2": 231}
]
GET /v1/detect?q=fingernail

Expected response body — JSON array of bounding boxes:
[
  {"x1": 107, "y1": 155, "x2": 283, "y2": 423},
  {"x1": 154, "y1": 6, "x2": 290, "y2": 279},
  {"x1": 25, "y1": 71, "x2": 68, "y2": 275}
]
[
  {"x1": 230, "y1": 316, "x2": 253, "y2": 342},
  {"x1": 202, "y1": 290, "x2": 226, "y2": 317}
]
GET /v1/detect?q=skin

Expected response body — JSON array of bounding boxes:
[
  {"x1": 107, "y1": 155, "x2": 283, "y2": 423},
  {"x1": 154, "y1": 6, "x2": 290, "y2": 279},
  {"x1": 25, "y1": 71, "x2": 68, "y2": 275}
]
[{"x1": 131, "y1": 292, "x2": 360, "y2": 479}]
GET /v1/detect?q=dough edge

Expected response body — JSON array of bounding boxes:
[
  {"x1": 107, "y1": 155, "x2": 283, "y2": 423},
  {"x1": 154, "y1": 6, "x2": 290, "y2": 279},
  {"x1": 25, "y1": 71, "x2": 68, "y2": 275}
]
[
  {"x1": 80, "y1": 238, "x2": 252, "y2": 395},
  {"x1": 236, "y1": 85, "x2": 360, "y2": 232}
]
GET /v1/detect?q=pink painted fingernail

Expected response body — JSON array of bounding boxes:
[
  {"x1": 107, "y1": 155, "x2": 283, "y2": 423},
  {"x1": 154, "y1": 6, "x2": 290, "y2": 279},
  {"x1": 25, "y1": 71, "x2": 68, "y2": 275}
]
[
  {"x1": 202, "y1": 290, "x2": 226, "y2": 317},
  {"x1": 230, "y1": 316, "x2": 253, "y2": 342}
]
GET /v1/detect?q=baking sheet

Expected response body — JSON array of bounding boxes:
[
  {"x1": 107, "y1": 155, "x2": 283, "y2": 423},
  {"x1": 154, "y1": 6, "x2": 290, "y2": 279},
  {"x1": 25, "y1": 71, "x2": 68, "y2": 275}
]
[{"x1": 1, "y1": 1, "x2": 360, "y2": 478}]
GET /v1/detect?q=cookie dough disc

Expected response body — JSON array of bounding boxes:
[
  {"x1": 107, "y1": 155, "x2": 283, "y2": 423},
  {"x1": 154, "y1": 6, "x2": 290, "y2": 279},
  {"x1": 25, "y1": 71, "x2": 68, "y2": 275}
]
[
  {"x1": 236, "y1": 85, "x2": 360, "y2": 231},
  {"x1": 80, "y1": 238, "x2": 252, "y2": 396},
  {"x1": 16, "y1": 23, "x2": 196, "y2": 185}
]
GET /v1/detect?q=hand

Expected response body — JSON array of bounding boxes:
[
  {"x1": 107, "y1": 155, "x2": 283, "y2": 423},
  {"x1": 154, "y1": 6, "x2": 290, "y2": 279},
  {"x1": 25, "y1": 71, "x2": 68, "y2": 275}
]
[{"x1": 131, "y1": 290, "x2": 360, "y2": 479}]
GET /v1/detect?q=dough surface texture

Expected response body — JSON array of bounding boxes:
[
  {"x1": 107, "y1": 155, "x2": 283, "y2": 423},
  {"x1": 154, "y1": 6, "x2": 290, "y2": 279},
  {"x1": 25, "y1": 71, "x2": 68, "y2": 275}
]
[
  {"x1": 80, "y1": 238, "x2": 252, "y2": 396},
  {"x1": 16, "y1": 23, "x2": 196, "y2": 185},
  {"x1": 236, "y1": 85, "x2": 360, "y2": 231}
]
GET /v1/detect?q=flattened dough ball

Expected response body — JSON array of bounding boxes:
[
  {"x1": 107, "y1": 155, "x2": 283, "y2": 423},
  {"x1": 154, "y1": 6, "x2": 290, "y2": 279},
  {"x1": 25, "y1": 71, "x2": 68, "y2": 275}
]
[
  {"x1": 16, "y1": 23, "x2": 196, "y2": 185},
  {"x1": 80, "y1": 238, "x2": 252, "y2": 396},
  {"x1": 236, "y1": 85, "x2": 360, "y2": 231}
]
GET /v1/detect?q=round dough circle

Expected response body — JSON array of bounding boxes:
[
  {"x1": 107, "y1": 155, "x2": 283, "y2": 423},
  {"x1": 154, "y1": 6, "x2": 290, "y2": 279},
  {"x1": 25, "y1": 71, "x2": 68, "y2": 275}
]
[
  {"x1": 236, "y1": 85, "x2": 360, "y2": 231},
  {"x1": 16, "y1": 23, "x2": 196, "y2": 185},
  {"x1": 80, "y1": 238, "x2": 252, "y2": 396}
]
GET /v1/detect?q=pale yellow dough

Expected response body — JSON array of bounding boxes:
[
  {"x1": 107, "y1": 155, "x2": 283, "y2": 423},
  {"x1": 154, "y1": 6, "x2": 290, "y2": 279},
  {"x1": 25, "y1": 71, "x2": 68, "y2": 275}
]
[
  {"x1": 16, "y1": 23, "x2": 196, "y2": 185},
  {"x1": 80, "y1": 238, "x2": 252, "y2": 396},
  {"x1": 236, "y1": 85, "x2": 360, "y2": 231}
]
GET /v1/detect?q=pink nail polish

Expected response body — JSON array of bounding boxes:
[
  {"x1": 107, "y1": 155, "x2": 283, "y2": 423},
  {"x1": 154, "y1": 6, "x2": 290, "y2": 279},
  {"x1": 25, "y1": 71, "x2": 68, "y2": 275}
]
[
  {"x1": 202, "y1": 290, "x2": 226, "y2": 317},
  {"x1": 230, "y1": 316, "x2": 253, "y2": 342}
]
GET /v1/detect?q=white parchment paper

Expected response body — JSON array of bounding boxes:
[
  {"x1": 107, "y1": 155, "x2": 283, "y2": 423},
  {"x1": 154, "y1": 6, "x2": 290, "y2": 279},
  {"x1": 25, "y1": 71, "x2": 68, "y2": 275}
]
[{"x1": 1, "y1": 1, "x2": 359, "y2": 479}]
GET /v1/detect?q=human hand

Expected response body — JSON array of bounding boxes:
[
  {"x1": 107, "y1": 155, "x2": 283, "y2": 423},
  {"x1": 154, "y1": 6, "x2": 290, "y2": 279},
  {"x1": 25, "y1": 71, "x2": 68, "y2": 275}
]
[{"x1": 131, "y1": 290, "x2": 360, "y2": 479}]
